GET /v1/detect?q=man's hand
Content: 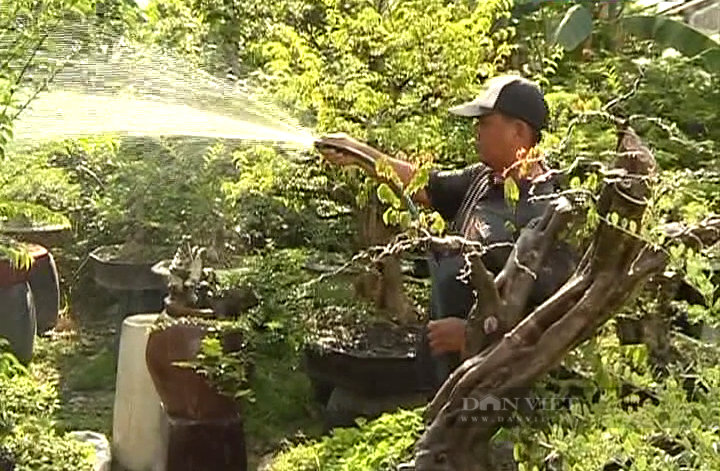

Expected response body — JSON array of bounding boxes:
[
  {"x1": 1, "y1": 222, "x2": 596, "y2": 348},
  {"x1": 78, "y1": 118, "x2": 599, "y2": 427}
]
[
  {"x1": 314, "y1": 133, "x2": 373, "y2": 168},
  {"x1": 427, "y1": 317, "x2": 467, "y2": 355}
]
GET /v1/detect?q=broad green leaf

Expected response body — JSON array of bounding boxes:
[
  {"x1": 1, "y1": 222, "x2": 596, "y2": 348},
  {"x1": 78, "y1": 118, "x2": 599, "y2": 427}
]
[
  {"x1": 383, "y1": 207, "x2": 399, "y2": 226},
  {"x1": 430, "y1": 213, "x2": 445, "y2": 235},
  {"x1": 621, "y1": 15, "x2": 720, "y2": 57},
  {"x1": 552, "y1": 4, "x2": 594, "y2": 52},
  {"x1": 406, "y1": 166, "x2": 429, "y2": 197},
  {"x1": 377, "y1": 183, "x2": 401, "y2": 208}
]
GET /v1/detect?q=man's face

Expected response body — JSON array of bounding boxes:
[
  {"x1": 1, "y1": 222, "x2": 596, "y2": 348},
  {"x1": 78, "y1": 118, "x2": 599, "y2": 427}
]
[{"x1": 473, "y1": 112, "x2": 521, "y2": 169}]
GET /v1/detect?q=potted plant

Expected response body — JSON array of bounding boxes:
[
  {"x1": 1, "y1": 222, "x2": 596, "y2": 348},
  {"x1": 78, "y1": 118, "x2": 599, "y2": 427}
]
[
  {"x1": 0, "y1": 201, "x2": 72, "y2": 247},
  {"x1": 0, "y1": 201, "x2": 63, "y2": 333},
  {"x1": 87, "y1": 136, "x2": 234, "y2": 313},
  {"x1": 300, "y1": 160, "x2": 431, "y2": 429},
  {"x1": 145, "y1": 238, "x2": 257, "y2": 471},
  {"x1": 301, "y1": 246, "x2": 429, "y2": 431}
]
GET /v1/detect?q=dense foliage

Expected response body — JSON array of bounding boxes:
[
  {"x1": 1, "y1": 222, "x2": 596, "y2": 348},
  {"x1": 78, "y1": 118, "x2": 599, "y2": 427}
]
[{"x1": 0, "y1": 343, "x2": 95, "y2": 470}]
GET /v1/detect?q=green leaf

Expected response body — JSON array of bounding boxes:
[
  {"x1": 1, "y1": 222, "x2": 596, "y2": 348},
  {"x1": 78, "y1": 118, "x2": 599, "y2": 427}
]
[
  {"x1": 406, "y1": 166, "x2": 429, "y2": 197},
  {"x1": 377, "y1": 183, "x2": 401, "y2": 208},
  {"x1": 430, "y1": 213, "x2": 445, "y2": 235},
  {"x1": 399, "y1": 211, "x2": 412, "y2": 229},
  {"x1": 504, "y1": 177, "x2": 520, "y2": 206},
  {"x1": 552, "y1": 4, "x2": 594, "y2": 52},
  {"x1": 621, "y1": 15, "x2": 720, "y2": 64},
  {"x1": 383, "y1": 207, "x2": 398, "y2": 225}
]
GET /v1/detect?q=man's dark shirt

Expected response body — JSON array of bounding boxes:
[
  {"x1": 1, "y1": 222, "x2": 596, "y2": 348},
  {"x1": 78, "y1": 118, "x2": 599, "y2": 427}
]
[{"x1": 425, "y1": 161, "x2": 574, "y2": 313}]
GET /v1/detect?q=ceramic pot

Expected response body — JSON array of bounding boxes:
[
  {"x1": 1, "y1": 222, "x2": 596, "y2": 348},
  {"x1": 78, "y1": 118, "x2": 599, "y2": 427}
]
[
  {"x1": 145, "y1": 295, "x2": 250, "y2": 471},
  {"x1": 0, "y1": 222, "x2": 71, "y2": 247},
  {"x1": 0, "y1": 282, "x2": 37, "y2": 364},
  {"x1": 27, "y1": 248, "x2": 60, "y2": 333},
  {"x1": 89, "y1": 244, "x2": 167, "y2": 291},
  {"x1": 0, "y1": 244, "x2": 48, "y2": 288},
  {"x1": 303, "y1": 322, "x2": 423, "y2": 398},
  {"x1": 145, "y1": 300, "x2": 248, "y2": 421}
]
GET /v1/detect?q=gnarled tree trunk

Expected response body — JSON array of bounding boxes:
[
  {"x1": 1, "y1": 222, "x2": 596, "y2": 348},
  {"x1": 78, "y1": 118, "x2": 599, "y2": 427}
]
[
  {"x1": 355, "y1": 191, "x2": 415, "y2": 323},
  {"x1": 409, "y1": 126, "x2": 720, "y2": 471}
]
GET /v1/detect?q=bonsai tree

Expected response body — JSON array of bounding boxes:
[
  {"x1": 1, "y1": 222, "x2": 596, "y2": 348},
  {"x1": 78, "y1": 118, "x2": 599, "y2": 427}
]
[
  {"x1": 404, "y1": 124, "x2": 720, "y2": 470},
  {"x1": 87, "y1": 136, "x2": 236, "y2": 263}
]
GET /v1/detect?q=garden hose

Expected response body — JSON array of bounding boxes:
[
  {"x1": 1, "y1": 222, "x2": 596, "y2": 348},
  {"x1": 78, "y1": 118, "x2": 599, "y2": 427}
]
[{"x1": 313, "y1": 139, "x2": 420, "y2": 221}]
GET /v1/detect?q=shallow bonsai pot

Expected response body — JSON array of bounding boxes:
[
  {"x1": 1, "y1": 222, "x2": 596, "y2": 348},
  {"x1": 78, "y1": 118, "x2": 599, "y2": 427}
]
[
  {"x1": 0, "y1": 222, "x2": 71, "y2": 247},
  {"x1": 89, "y1": 244, "x2": 168, "y2": 291},
  {"x1": 303, "y1": 322, "x2": 424, "y2": 398}
]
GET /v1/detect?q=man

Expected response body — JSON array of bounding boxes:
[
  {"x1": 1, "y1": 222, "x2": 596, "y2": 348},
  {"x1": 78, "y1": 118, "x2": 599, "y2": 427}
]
[{"x1": 316, "y1": 75, "x2": 572, "y2": 393}]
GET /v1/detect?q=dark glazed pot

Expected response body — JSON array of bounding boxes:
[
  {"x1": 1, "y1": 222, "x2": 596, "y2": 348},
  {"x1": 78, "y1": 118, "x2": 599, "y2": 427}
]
[
  {"x1": 303, "y1": 322, "x2": 424, "y2": 398},
  {"x1": 0, "y1": 282, "x2": 37, "y2": 364},
  {"x1": 0, "y1": 222, "x2": 71, "y2": 247},
  {"x1": 89, "y1": 245, "x2": 167, "y2": 291}
]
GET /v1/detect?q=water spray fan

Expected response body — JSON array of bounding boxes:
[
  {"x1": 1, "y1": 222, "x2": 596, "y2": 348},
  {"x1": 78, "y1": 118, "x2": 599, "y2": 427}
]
[{"x1": 313, "y1": 138, "x2": 420, "y2": 220}]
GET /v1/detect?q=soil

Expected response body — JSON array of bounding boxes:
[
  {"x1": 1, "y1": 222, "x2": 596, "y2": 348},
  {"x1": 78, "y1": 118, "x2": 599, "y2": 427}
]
[{"x1": 312, "y1": 321, "x2": 421, "y2": 358}]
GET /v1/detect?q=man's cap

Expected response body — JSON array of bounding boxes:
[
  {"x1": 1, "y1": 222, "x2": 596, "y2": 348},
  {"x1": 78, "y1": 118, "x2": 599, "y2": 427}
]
[{"x1": 449, "y1": 75, "x2": 549, "y2": 132}]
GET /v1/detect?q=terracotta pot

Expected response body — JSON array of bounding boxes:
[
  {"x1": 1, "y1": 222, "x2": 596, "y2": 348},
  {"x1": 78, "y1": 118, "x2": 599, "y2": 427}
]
[
  {"x1": 145, "y1": 296, "x2": 250, "y2": 421},
  {"x1": 0, "y1": 244, "x2": 48, "y2": 289},
  {"x1": 145, "y1": 319, "x2": 241, "y2": 421}
]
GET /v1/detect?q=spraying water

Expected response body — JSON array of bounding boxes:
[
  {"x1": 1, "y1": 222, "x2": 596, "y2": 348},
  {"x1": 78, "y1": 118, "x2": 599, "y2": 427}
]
[{"x1": 10, "y1": 38, "x2": 317, "y2": 149}]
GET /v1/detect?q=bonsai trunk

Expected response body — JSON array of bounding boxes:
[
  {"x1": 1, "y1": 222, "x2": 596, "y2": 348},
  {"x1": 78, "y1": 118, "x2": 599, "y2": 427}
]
[
  {"x1": 410, "y1": 126, "x2": 720, "y2": 470},
  {"x1": 355, "y1": 192, "x2": 414, "y2": 323}
]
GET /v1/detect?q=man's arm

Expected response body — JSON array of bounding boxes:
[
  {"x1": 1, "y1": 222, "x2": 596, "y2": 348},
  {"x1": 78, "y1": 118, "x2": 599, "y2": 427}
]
[
  {"x1": 354, "y1": 144, "x2": 432, "y2": 207},
  {"x1": 316, "y1": 134, "x2": 432, "y2": 206}
]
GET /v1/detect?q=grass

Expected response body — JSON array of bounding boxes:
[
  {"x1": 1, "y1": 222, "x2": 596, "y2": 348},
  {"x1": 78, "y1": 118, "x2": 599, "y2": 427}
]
[{"x1": 30, "y1": 315, "x2": 119, "y2": 437}]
